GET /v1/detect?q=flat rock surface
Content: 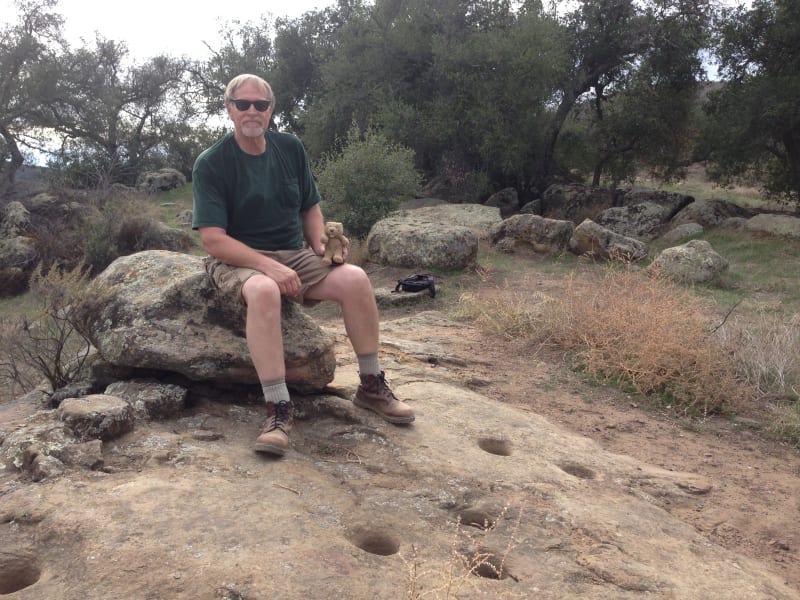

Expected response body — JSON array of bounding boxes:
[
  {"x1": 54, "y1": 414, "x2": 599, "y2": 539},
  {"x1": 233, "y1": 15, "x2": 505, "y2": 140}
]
[{"x1": 0, "y1": 311, "x2": 797, "y2": 599}]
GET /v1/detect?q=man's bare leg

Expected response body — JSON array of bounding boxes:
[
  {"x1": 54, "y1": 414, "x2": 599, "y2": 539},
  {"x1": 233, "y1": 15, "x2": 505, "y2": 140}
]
[
  {"x1": 306, "y1": 265, "x2": 414, "y2": 423},
  {"x1": 242, "y1": 275, "x2": 294, "y2": 455}
]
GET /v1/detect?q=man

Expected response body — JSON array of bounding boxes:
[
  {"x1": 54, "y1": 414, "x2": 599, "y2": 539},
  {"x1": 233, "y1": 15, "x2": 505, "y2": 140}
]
[{"x1": 192, "y1": 74, "x2": 414, "y2": 457}]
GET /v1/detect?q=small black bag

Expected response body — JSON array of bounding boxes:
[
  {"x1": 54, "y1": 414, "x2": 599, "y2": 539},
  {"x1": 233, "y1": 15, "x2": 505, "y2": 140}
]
[{"x1": 394, "y1": 274, "x2": 436, "y2": 298}]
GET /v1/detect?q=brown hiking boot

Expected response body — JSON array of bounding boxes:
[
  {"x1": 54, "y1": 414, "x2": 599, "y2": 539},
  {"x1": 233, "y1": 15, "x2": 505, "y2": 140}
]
[
  {"x1": 354, "y1": 371, "x2": 415, "y2": 424},
  {"x1": 254, "y1": 401, "x2": 293, "y2": 456}
]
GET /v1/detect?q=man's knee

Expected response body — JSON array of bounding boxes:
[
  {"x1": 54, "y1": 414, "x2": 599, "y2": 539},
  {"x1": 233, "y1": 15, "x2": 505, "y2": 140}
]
[{"x1": 242, "y1": 275, "x2": 282, "y2": 309}]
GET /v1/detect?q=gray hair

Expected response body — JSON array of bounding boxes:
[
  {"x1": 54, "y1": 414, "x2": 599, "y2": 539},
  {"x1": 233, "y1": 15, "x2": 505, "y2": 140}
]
[{"x1": 224, "y1": 74, "x2": 274, "y2": 105}]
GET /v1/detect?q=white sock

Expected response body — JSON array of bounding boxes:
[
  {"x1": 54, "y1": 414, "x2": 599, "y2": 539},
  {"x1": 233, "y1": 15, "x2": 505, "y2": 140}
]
[
  {"x1": 261, "y1": 379, "x2": 291, "y2": 405},
  {"x1": 357, "y1": 353, "x2": 381, "y2": 377}
]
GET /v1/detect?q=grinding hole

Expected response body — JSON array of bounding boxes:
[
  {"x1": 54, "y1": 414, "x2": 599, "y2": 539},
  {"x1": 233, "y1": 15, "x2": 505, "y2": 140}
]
[
  {"x1": 560, "y1": 463, "x2": 596, "y2": 479},
  {"x1": 458, "y1": 508, "x2": 498, "y2": 530},
  {"x1": 460, "y1": 548, "x2": 511, "y2": 580},
  {"x1": 0, "y1": 553, "x2": 41, "y2": 594},
  {"x1": 478, "y1": 438, "x2": 512, "y2": 456},
  {"x1": 347, "y1": 527, "x2": 400, "y2": 556}
]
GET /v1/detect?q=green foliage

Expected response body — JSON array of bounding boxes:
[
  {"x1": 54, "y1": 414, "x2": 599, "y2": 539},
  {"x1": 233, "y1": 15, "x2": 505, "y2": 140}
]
[
  {"x1": 703, "y1": 0, "x2": 800, "y2": 201},
  {"x1": 0, "y1": 0, "x2": 64, "y2": 188},
  {"x1": 315, "y1": 123, "x2": 420, "y2": 239},
  {"x1": 81, "y1": 198, "x2": 194, "y2": 274}
]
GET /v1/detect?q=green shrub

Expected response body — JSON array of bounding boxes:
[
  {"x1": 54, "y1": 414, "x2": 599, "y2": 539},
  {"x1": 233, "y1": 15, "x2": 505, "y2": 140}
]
[
  {"x1": 82, "y1": 197, "x2": 194, "y2": 274},
  {"x1": 315, "y1": 123, "x2": 421, "y2": 239}
]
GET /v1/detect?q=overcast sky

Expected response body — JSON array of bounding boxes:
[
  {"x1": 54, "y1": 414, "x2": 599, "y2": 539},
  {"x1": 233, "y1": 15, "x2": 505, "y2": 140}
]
[{"x1": 1, "y1": 0, "x2": 335, "y2": 61}]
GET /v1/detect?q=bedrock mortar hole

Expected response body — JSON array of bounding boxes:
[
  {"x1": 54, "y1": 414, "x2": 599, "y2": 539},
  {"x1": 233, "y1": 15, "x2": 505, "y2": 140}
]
[
  {"x1": 0, "y1": 553, "x2": 41, "y2": 595},
  {"x1": 478, "y1": 438, "x2": 512, "y2": 456},
  {"x1": 559, "y1": 463, "x2": 596, "y2": 480},
  {"x1": 460, "y1": 548, "x2": 511, "y2": 580},
  {"x1": 347, "y1": 527, "x2": 400, "y2": 556}
]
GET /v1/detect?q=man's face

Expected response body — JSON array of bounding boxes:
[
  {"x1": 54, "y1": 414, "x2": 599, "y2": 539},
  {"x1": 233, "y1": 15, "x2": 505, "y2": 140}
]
[{"x1": 226, "y1": 80, "x2": 274, "y2": 139}]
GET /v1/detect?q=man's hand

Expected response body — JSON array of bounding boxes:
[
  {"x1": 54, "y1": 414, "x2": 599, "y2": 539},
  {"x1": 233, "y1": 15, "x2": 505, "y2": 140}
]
[{"x1": 263, "y1": 261, "x2": 302, "y2": 297}]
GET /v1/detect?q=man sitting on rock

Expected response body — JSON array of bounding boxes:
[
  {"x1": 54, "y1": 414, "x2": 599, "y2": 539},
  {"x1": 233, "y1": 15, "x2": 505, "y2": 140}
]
[{"x1": 192, "y1": 74, "x2": 414, "y2": 457}]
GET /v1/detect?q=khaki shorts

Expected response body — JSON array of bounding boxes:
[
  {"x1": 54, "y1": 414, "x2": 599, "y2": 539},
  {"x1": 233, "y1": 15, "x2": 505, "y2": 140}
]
[{"x1": 204, "y1": 248, "x2": 334, "y2": 306}]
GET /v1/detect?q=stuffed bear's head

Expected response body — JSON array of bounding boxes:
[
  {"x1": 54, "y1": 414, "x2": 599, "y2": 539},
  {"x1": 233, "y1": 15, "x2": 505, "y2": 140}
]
[{"x1": 325, "y1": 221, "x2": 344, "y2": 238}]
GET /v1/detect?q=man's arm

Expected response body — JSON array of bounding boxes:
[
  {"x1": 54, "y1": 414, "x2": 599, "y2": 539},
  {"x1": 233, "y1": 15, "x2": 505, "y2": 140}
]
[
  {"x1": 199, "y1": 226, "x2": 301, "y2": 296},
  {"x1": 302, "y1": 203, "x2": 326, "y2": 256}
]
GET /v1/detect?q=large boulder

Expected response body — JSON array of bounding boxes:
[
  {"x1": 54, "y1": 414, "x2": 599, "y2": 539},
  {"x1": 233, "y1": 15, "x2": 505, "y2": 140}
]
[
  {"x1": 622, "y1": 189, "x2": 694, "y2": 214},
  {"x1": 569, "y1": 219, "x2": 648, "y2": 262},
  {"x1": 366, "y1": 213, "x2": 478, "y2": 270},
  {"x1": 671, "y1": 198, "x2": 755, "y2": 229},
  {"x1": 595, "y1": 190, "x2": 694, "y2": 240},
  {"x1": 404, "y1": 203, "x2": 502, "y2": 239},
  {"x1": 661, "y1": 222, "x2": 704, "y2": 242},
  {"x1": 596, "y1": 202, "x2": 674, "y2": 240},
  {"x1": 136, "y1": 168, "x2": 186, "y2": 194},
  {"x1": 542, "y1": 184, "x2": 623, "y2": 223},
  {"x1": 744, "y1": 214, "x2": 800, "y2": 240},
  {"x1": 484, "y1": 187, "x2": 520, "y2": 218},
  {"x1": 489, "y1": 214, "x2": 574, "y2": 254},
  {"x1": 0, "y1": 235, "x2": 38, "y2": 271},
  {"x1": 649, "y1": 239, "x2": 729, "y2": 284},
  {"x1": 0, "y1": 201, "x2": 31, "y2": 237},
  {"x1": 76, "y1": 250, "x2": 335, "y2": 393}
]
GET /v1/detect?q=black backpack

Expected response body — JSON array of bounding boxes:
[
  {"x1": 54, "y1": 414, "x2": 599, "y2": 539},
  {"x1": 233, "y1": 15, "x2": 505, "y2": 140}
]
[{"x1": 394, "y1": 274, "x2": 436, "y2": 298}]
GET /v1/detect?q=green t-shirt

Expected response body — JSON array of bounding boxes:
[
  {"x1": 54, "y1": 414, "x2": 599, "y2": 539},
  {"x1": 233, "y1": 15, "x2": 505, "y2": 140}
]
[{"x1": 192, "y1": 130, "x2": 321, "y2": 251}]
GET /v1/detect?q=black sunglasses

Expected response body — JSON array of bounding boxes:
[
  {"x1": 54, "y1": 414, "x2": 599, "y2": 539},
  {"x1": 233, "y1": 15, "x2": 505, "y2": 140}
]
[{"x1": 230, "y1": 98, "x2": 272, "y2": 112}]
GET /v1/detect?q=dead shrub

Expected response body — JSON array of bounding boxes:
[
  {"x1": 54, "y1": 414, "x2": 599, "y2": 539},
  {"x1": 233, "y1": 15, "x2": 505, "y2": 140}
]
[
  {"x1": 0, "y1": 262, "x2": 100, "y2": 394},
  {"x1": 717, "y1": 312, "x2": 800, "y2": 402},
  {"x1": 455, "y1": 266, "x2": 748, "y2": 414},
  {"x1": 402, "y1": 504, "x2": 521, "y2": 599}
]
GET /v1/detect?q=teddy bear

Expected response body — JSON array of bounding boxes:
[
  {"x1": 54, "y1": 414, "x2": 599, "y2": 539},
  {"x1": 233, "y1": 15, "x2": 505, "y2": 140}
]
[{"x1": 321, "y1": 221, "x2": 350, "y2": 266}]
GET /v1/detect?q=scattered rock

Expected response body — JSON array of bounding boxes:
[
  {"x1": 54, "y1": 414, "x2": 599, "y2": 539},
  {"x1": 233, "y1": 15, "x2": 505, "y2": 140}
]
[
  {"x1": 661, "y1": 222, "x2": 704, "y2": 242},
  {"x1": 671, "y1": 198, "x2": 755, "y2": 229},
  {"x1": 58, "y1": 394, "x2": 135, "y2": 441},
  {"x1": 489, "y1": 214, "x2": 574, "y2": 254},
  {"x1": 569, "y1": 219, "x2": 648, "y2": 261},
  {"x1": 137, "y1": 168, "x2": 186, "y2": 193},
  {"x1": 104, "y1": 379, "x2": 188, "y2": 419},
  {"x1": 744, "y1": 214, "x2": 800, "y2": 240},
  {"x1": 484, "y1": 187, "x2": 520, "y2": 218},
  {"x1": 366, "y1": 214, "x2": 478, "y2": 270},
  {"x1": 649, "y1": 239, "x2": 729, "y2": 284}
]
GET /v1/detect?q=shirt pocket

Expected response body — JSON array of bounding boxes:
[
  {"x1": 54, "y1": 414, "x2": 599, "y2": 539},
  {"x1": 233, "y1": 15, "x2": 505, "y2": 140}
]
[{"x1": 277, "y1": 178, "x2": 301, "y2": 211}]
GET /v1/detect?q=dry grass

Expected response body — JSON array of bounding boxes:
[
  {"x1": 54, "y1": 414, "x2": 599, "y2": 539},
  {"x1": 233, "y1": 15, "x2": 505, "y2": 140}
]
[
  {"x1": 403, "y1": 505, "x2": 522, "y2": 599},
  {"x1": 718, "y1": 312, "x2": 800, "y2": 402},
  {"x1": 455, "y1": 265, "x2": 749, "y2": 414}
]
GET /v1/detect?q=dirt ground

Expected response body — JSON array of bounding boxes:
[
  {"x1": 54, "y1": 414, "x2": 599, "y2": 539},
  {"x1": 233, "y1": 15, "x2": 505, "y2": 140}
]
[
  {"x1": 1, "y1": 246, "x2": 798, "y2": 594},
  {"x1": 363, "y1": 258, "x2": 800, "y2": 593}
]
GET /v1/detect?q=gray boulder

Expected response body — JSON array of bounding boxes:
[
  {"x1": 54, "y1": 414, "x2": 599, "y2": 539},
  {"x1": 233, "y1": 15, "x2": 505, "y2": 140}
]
[
  {"x1": 489, "y1": 214, "x2": 574, "y2": 254},
  {"x1": 661, "y1": 222, "x2": 704, "y2": 242},
  {"x1": 649, "y1": 239, "x2": 729, "y2": 284},
  {"x1": 403, "y1": 203, "x2": 502, "y2": 239},
  {"x1": 484, "y1": 187, "x2": 520, "y2": 218},
  {"x1": 622, "y1": 189, "x2": 693, "y2": 214},
  {"x1": 542, "y1": 184, "x2": 622, "y2": 223},
  {"x1": 569, "y1": 219, "x2": 648, "y2": 262},
  {"x1": 366, "y1": 214, "x2": 478, "y2": 270},
  {"x1": 0, "y1": 235, "x2": 38, "y2": 270},
  {"x1": 137, "y1": 168, "x2": 187, "y2": 193},
  {"x1": 1, "y1": 201, "x2": 31, "y2": 237},
  {"x1": 59, "y1": 394, "x2": 135, "y2": 441},
  {"x1": 596, "y1": 202, "x2": 673, "y2": 240},
  {"x1": 744, "y1": 214, "x2": 800, "y2": 240},
  {"x1": 76, "y1": 250, "x2": 335, "y2": 393},
  {"x1": 104, "y1": 379, "x2": 188, "y2": 419},
  {"x1": 671, "y1": 198, "x2": 755, "y2": 229}
]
